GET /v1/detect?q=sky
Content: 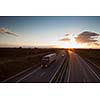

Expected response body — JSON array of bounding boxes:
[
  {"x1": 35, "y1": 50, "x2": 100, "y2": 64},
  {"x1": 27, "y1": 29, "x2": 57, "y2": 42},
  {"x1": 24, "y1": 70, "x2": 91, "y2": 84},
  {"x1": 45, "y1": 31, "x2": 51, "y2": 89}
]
[{"x1": 0, "y1": 16, "x2": 100, "y2": 48}]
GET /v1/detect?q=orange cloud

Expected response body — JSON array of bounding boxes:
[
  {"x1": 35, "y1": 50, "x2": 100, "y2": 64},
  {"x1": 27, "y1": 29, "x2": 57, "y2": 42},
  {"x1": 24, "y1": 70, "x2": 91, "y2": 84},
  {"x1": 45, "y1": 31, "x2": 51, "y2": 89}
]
[{"x1": 60, "y1": 38, "x2": 70, "y2": 42}]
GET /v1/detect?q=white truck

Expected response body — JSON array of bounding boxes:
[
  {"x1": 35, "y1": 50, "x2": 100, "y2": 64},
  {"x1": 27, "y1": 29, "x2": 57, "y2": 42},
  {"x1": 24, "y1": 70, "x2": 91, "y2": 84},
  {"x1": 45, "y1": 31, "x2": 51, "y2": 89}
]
[{"x1": 41, "y1": 53, "x2": 56, "y2": 68}]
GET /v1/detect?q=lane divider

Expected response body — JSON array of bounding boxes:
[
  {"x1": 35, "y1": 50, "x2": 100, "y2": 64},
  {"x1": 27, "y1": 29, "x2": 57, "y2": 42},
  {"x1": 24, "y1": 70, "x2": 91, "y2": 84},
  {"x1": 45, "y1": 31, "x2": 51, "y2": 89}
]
[{"x1": 49, "y1": 57, "x2": 66, "y2": 83}]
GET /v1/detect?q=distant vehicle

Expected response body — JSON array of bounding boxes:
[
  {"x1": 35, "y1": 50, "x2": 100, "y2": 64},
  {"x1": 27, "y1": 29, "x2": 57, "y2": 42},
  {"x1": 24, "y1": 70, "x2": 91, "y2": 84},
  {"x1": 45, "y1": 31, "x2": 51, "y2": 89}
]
[{"x1": 41, "y1": 53, "x2": 56, "y2": 68}]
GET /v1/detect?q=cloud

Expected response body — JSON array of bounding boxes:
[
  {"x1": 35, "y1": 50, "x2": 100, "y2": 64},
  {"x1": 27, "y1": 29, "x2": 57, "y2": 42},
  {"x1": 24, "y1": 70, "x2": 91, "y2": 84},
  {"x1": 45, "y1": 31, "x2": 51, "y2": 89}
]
[
  {"x1": 0, "y1": 27, "x2": 18, "y2": 36},
  {"x1": 94, "y1": 43, "x2": 100, "y2": 46},
  {"x1": 65, "y1": 33, "x2": 70, "y2": 36},
  {"x1": 60, "y1": 33, "x2": 72, "y2": 42},
  {"x1": 60, "y1": 38, "x2": 70, "y2": 42},
  {"x1": 75, "y1": 31, "x2": 100, "y2": 44}
]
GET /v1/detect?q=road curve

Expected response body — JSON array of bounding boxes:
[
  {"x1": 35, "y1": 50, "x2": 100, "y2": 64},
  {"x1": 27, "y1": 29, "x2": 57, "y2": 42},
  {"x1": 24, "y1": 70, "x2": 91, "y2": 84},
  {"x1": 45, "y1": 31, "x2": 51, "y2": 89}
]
[{"x1": 67, "y1": 50, "x2": 100, "y2": 83}]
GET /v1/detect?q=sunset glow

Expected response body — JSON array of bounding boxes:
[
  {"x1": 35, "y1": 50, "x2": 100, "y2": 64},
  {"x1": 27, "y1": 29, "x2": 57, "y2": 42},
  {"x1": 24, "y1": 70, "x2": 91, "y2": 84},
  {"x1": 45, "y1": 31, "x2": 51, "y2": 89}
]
[
  {"x1": 59, "y1": 35, "x2": 83, "y2": 48},
  {"x1": 0, "y1": 16, "x2": 100, "y2": 48}
]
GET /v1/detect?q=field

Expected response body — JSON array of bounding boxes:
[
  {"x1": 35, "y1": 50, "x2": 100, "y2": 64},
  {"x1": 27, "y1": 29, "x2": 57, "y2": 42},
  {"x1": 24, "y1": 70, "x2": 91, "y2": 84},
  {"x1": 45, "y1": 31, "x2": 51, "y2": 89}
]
[
  {"x1": 0, "y1": 48, "x2": 59, "y2": 81},
  {"x1": 74, "y1": 49, "x2": 100, "y2": 68}
]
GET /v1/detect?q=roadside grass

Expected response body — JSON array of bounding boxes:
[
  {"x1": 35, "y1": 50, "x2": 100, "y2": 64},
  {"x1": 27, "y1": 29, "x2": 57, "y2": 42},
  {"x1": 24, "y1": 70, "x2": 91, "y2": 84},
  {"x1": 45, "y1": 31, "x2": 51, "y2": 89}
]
[
  {"x1": 0, "y1": 48, "x2": 59, "y2": 81},
  {"x1": 75, "y1": 49, "x2": 100, "y2": 68}
]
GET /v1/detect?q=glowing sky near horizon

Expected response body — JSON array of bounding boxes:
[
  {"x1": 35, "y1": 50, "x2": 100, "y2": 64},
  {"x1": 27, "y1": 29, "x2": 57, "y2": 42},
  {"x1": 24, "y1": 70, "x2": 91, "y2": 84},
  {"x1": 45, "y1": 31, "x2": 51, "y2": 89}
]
[{"x1": 0, "y1": 16, "x2": 100, "y2": 48}]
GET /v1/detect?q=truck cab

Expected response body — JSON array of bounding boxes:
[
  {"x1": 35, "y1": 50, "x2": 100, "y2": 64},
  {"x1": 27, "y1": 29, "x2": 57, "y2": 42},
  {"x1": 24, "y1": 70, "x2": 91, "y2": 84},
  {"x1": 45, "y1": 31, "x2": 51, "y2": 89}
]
[{"x1": 41, "y1": 53, "x2": 56, "y2": 68}]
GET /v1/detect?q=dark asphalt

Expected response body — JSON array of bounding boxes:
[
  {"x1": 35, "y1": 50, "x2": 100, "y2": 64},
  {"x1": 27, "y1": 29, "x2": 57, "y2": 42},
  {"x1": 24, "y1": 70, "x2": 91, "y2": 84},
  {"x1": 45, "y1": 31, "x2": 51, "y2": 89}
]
[
  {"x1": 67, "y1": 51, "x2": 100, "y2": 83},
  {"x1": 2, "y1": 50, "x2": 100, "y2": 83},
  {"x1": 3, "y1": 50, "x2": 66, "y2": 83}
]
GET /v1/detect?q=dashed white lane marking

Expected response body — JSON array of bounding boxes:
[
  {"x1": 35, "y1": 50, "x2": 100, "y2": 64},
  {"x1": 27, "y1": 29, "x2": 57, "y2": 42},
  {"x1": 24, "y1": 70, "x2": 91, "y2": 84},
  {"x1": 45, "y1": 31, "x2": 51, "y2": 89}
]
[
  {"x1": 40, "y1": 72, "x2": 46, "y2": 77},
  {"x1": 16, "y1": 67, "x2": 42, "y2": 83}
]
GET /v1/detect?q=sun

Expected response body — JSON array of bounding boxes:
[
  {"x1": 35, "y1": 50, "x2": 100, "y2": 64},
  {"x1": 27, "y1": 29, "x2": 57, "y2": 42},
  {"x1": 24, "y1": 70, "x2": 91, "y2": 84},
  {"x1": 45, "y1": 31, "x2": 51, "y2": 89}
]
[
  {"x1": 68, "y1": 36, "x2": 80, "y2": 48},
  {"x1": 59, "y1": 35, "x2": 82, "y2": 48}
]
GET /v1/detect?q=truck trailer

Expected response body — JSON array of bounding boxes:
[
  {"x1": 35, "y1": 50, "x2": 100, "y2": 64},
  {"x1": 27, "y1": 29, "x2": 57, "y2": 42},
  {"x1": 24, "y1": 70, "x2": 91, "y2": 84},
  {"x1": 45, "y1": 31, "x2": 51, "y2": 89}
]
[{"x1": 41, "y1": 53, "x2": 56, "y2": 68}]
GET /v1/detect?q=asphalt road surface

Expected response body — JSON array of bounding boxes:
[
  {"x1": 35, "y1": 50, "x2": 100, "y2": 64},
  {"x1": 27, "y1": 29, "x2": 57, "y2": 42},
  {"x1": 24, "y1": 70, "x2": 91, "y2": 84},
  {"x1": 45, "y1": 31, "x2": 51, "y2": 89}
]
[
  {"x1": 3, "y1": 50, "x2": 66, "y2": 83},
  {"x1": 67, "y1": 50, "x2": 100, "y2": 83},
  {"x1": 2, "y1": 50, "x2": 100, "y2": 83}
]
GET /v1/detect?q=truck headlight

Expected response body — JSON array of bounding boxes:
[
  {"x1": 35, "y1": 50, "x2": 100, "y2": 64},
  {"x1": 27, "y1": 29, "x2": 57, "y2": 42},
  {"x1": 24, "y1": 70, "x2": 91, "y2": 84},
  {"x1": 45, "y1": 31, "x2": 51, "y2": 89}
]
[
  {"x1": 45, "y1": 65, "x2": 47, "y2": 67},
  {"x1": 41, "y1": 65, "x2": 43, "y2": 67}
]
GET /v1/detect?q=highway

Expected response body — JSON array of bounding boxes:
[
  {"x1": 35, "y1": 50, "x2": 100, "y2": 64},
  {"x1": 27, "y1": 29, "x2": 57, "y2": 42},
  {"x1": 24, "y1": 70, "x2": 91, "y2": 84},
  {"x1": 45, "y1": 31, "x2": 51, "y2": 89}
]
[
  {"x1": 2, "y1": 50, "x2": 100, "y2": 83},
  {"x1": 2, "y1": 50, "x2": 66, "y2": 83},
  {"x1": 67, "y1": 50, "x2": 100, "y2": 83}
]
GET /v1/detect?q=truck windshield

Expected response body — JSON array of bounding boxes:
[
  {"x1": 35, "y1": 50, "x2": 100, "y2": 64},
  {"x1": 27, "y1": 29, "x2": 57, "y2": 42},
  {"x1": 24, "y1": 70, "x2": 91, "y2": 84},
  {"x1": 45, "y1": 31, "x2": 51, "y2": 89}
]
[
  {"x1": 42, "y1": 57, "x2": 49, "y2": 61},
  {"x1": 42, "y1": 57, "x2": 49, "y2": 64}
]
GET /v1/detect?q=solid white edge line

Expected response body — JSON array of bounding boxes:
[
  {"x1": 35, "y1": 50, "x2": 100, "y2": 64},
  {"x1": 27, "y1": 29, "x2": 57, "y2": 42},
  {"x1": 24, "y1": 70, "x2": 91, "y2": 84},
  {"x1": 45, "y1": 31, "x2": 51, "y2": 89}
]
[
  {"x1": 2, "y1": 63, "x2": 40, "y2": 82},
  {"x1": 78, "y1": 54, "x2": 100, "y2": 81},
  {"x1": 16, "y1": 67, "x2": 42, "y2": 83},
  {"x1": 2, "y1": 67, "x2": 33, "y2": 82}
]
